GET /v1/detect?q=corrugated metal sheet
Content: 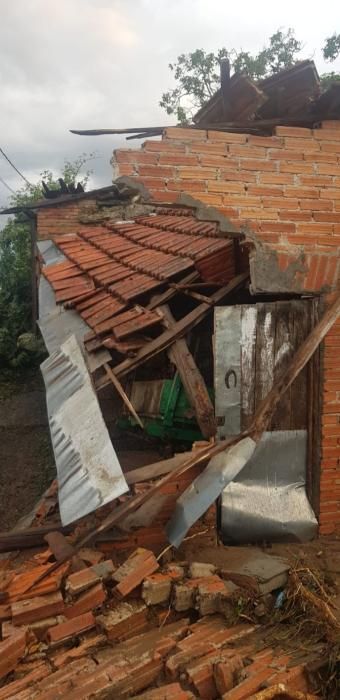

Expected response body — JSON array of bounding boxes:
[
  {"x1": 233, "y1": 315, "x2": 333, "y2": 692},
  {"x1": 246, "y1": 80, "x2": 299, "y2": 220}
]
[{"x1": 41, "y1": 334, "x2": 128, "y2": 525}]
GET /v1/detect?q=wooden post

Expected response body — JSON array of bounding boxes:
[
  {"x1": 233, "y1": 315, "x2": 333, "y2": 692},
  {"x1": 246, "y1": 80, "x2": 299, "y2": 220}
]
[{"x1": 160, "y1": 305, "x2": 216, "y2": 439}]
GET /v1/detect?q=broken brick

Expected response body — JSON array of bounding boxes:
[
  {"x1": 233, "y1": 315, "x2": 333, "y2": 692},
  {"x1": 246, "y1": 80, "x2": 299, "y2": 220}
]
[
  {"x1": 64, "y1": 582, "x2": 106, "y2": 619},
  {"x1": 113, "y1": 548, "x2": 159, "y2": 598},
  {"x1": 47, "y1": 611, "x2": 95, "y2": 643},
  {"x1": 0, "y1": 629, "x2": 27, "y2": 680},
  {"x1": 214, "y1": 655, "x2": 244, "y2": 695},
  {"x1": 11, "y1": 591, "x2": 65, "y2": 626},
  {"x1": 51, "y1": 633, "x2": 107, "y2": 668},
  {"x1": 91, "y1": 559, "x2": 115, "y2": 581},
  {"x1": 78, "y1": 547, "x2": 105, "y2": 566},
  {"x1": 65, "y1": 568, "x2": 100, "y2": 596},
  {"x1": 196, "y1": 577, "x2": 238, "y2": 616},
  {"x1": 189, "y1": 562, "x2": 217, "y2": 578},
  {"x1": 134, "y1": 683, "x2": 194, "y2": 699},
  {"x1": 142, "y1": 572, "x2": 177, "y2": 606},
  {"x1": 96, "y1": 601, "x2": 148, "y2": 641},
  {"x1": 0, "y1": 661, "x2": 50, "y2": 700}
]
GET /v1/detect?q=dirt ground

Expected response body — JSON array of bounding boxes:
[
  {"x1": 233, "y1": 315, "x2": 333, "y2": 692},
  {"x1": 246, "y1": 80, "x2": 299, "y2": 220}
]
[{"x1": 0, "y1": 369, "x2": 56, "y2": 531}]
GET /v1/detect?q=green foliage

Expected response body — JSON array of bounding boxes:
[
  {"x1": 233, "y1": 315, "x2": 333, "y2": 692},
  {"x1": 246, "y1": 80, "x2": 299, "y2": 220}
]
[
  {"x1": 160, "y1": 29, "x2": 303, "y2": 123},
  {"x1": 0, "y1": 154, "x2": 93, "y2": 368},
  {"x1": 323, "y1": 33, "x2": 340, "y2": 62}
]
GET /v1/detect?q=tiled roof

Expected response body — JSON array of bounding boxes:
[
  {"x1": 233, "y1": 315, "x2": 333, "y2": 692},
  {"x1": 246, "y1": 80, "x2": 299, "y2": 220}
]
[{"x1": 42, "y1": 208, "x2": 236, "y2": 353}]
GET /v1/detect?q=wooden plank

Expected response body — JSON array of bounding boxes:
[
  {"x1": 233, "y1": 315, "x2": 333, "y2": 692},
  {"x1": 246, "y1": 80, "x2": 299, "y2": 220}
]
[
  {"x1": 125, "y1": 452, "x2": 193, "y2": 485},
  {"x1": 161, "y1": 305, "x2": 216, "y2": 439}
]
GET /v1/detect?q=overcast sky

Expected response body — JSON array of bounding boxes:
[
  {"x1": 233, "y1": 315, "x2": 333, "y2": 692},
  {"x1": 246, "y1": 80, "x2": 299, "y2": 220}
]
[{"x1": 0, "y1": 0, "x2": 339, "y2": 208}]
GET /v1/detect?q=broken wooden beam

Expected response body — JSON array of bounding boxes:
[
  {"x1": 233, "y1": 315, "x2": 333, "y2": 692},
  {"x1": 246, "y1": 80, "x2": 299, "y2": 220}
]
[
  {"x1": 104, "y1": 363, "x2": 144, "y2": 429},
  {"x1": 95, "y1": 273, "x2": 249, "y2": 391},
  {"x1": 160, "y1": 304, "x2": 216, "y2": 439}
]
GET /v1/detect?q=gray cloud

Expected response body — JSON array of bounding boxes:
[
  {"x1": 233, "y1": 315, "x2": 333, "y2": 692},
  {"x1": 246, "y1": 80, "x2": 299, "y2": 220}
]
[{"x1": 0, "y1": 0, "x2": 338, "y2": 208}]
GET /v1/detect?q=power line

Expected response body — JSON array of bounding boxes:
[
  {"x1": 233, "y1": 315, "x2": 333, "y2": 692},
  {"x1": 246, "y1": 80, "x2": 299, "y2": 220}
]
[
  {"x1": 0, "y1": 175, "x2": 16, "y2": 194},
  {"x1": 0, "y1": 147, "x2": 32, "y2": 187}
]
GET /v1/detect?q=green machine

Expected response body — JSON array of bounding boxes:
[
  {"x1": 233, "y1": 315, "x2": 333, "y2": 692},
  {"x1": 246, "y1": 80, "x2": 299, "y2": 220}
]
[{"x1": 118, "y1": 373, "x2": 214, "y2": 443}]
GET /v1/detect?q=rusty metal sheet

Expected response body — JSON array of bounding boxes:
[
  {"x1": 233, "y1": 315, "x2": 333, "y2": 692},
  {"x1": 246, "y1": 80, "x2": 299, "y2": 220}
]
[{"x1": 41, "y1": 334, "x2": 128, "y2": 525}]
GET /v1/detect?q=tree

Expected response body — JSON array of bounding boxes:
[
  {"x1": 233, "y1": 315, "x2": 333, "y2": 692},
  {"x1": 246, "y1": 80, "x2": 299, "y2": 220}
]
[
  {"x1": 321, "y1": 33, "x2": 340, "y2": 89},
  {"x1": 160, "y1": 28, "x2": 340, "y2": 124},
  {"x1": 160, "y1": 29, "x2": 303, "y2": 123},
  {"x1": 0, "y1": 154, "x2": 93, "y2": 368}
]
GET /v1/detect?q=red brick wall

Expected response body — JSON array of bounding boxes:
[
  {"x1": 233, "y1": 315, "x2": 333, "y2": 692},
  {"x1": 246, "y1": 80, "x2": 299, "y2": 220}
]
[
  {"x1": 114, "y1": 123, "x2": 340, "y2": 294},
  {"x1": 114, "y1": 123, "x2": 340, "y2": 534},
  {"x1": 37, "y1": 199, "x2": 95, "y2": 240}
]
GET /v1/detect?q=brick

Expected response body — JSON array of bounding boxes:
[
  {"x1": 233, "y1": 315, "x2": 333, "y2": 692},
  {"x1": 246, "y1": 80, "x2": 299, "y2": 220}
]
[
  {"x1": 65, "y1": 568, "x2": 100, "y2": 596},
  {"x1": 0, "y1": 629, "x2": 27, "y2": 680},
  {"x1": 133, "y1": 683, "x2": 193, "y2": 699},
  {"x1": 97, "y1": 601, "x2": 148, "y2": 641},
  {"x1": 167, "y1": 179, "x2": 206, "y2": 193},
  {"x1": 113, "y1": 548, "x2": 159, "y2": 598},
  {"x1": 208, "y1": 131, "x2": 247, "y2": 143},
  {"x1": 78, "y1": 548, "x2": 104, "y2": 566},
  {"x1": 268, "y1": 664, "x2": 308, "y2": 692},
  {"x1": 229, "y1": 144, "x2": 267, "y2": 159},
  {"x1": 91, "y1": 559, "x2": 115, "y2": 581},
  {"x1": 47, "y1": 611, "x2": 95, "y2": 643},
  {"x1": 247, "y1": 135, "x2": 283, "y2": 148},
  {"x1": 280, "y1": 161, "x2": 314, "y2": 174},
  {"x1": 238, "y1": 159, "x2": 275, "y2": 172},
  {"x1": 189, "y1": 562, "x2": 217, "y2": 578},
  {"x1": 268, "y1": 148, "x2": 305, "y2": 161},
  {"x1": 259, "y1": 173, "x2": 294, "y2": 185},
  {"x1": 275, "y1": 126, "x2": 312, "y2": 138},
  {"x1": 197, "y1": 577, "x2": 237, "y2": 616},
  {"x1": 321, "y1": 141, "x2": 340, "y2": 154},
  {"x1": 114, "y1": 150, "x2": 159, "y2": 165},
  {"x1": 214, "y1": 655, "x2": 244, "y2": 695},
  {"x1": 138, "y1": 165, "x2": 175, "y2": 178},
  {"x1": 200, "y1": 154, "x2": 231, "y2": 166},
  {"x1": 51, "y1": 634, "x2": 107, "y2": 669},
  {"x1": 142, "y1": 572, "x2": 174, "y2": 606},
  {"x1": 11, "y1": 592, "x2": 64, "y2": 626},
  {"x1": 284, "y1": 137, "x2": 319, "y2": 150},
  {"x1": 159, "y1": 154, "x2": 198, "y2": 166},
  {"x1": 164, "y1": 127, "x2": 207, "y2": 141},
  {"x1": 207, "y1": 181, "x2": 245, "y2": 194},
  {"x1": 221, "y1": 666, "x2": 270, "y2": 698},
  {"x1": 0, "y1": 661, "x2": 50, "y2": 700},
  {"x1": 143, "y1": 139, "x2": 186, "y2": 152},
  {"x1": 177, "y1": 167, "x2": 217, "y2": 180},
  {"x1": 64, "y1": 583, "x2": 106, "y2": 619}
]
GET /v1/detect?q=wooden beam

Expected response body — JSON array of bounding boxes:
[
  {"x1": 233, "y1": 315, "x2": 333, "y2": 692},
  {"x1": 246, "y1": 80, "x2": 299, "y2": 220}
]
[
  {"x1": 125, "y1": 452, "x2": 193, "y2": 485},
  {"x1": 95, "y1": 273, "x2": 249, "y2": 391},
  {"x1": 160, "y1": 305, "x2": 216, "y2": 439},
  {"x1": 104, "y1": 363, "x2": 144, "y2": 429}
]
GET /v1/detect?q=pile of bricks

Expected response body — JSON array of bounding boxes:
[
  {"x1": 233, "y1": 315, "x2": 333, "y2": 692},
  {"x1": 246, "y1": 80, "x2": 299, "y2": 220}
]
[{"x1": 0, "y1": 543, "x2": 320, "y2": 699}]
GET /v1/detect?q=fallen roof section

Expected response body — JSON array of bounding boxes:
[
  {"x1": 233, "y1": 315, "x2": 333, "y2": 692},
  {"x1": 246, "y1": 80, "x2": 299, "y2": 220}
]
[{"x1": 40, "y1": 334, "x2": 128, "y2": 526}]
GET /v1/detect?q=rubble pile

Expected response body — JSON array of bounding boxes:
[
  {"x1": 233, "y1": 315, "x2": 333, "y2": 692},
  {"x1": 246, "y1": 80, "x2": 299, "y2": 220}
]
[{"x1": 0, "y1": 537, "x2": 325, "y2": 699}]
